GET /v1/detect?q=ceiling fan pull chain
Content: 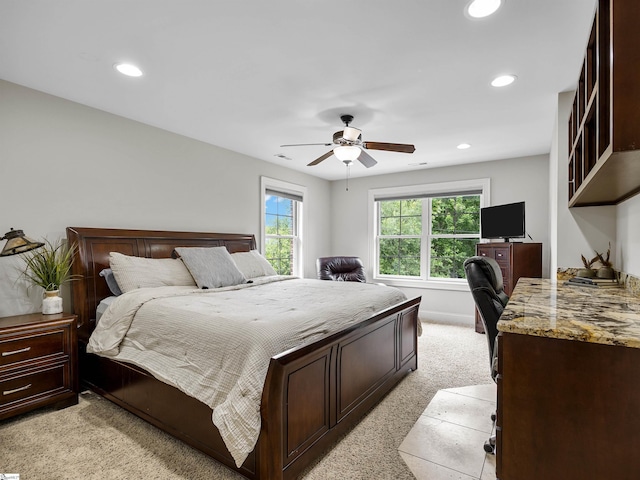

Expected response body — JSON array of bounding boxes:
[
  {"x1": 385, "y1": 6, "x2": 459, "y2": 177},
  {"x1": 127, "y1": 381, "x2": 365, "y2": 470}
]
[{"x1": 345, "y1": 163, "x2": 351, "y2": 191}]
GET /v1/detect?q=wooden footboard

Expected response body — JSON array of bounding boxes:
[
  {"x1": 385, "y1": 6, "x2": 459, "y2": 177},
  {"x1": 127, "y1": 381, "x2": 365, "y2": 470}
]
[
  {"x1": 67, "y1": 227, "x2": 421, "y2": 479},
  {"x1": 259, "y1": 296, "x2": 420, "y2": 479}
]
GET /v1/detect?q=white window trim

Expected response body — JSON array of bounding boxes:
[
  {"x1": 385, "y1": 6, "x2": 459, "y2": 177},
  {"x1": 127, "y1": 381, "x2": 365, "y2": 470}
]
[
  {"x1": 368, "y1": 178, "x2": 490, "y2": 291},
  {"x1": 260, "y1": 176, "x2": 307, "y2": 278}
]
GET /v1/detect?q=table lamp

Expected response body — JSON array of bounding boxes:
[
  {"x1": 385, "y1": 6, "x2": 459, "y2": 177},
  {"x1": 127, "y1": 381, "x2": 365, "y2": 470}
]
[{"x1": 0, "y1": 228, "x2": 44, "y2": 257}]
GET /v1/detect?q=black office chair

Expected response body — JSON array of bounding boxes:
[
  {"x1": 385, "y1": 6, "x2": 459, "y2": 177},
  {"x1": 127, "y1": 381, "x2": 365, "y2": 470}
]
[
  {"x1": 463, "y1": 255, "x2": 510, "y2": 454},
  {"x1": 316, "y1": 256, "x2": 366, "y2": 283}
]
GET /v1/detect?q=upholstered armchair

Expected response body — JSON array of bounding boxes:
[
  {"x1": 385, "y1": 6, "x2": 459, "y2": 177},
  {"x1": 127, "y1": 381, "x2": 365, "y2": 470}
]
[{"x1": 316, "y1": 256, "x2": 366, "y2": 283}]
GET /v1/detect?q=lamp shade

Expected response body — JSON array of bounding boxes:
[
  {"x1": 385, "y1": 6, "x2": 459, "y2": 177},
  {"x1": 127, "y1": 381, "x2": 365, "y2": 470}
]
[
  {"x1": 342, "y1": 126, "x2": 362, "y2": 142},
  {"x1": 334, "y1": 146, "x2": 361, "y2": 161},
  {"x1": 0, "y1": 228, "x2": 44, "y2": 257}
]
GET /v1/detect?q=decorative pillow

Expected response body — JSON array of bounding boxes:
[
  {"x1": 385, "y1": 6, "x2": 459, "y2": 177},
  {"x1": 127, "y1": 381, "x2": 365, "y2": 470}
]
[
  {"x1": 109, "y1": 252, "x2": 196, "y2": 293},
  {"x1": 175, "y1": 246, "x2": 247, "y2": 289},
  {"x1": 231, "y1": 250, "x2": 278, "y2": 279},
  {"x1": 99, "y1": 268, "x2": 123, "y2": 296}
]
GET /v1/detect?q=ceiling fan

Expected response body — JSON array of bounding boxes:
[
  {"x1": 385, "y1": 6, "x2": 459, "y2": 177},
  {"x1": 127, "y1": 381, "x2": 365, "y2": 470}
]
[{"x1": 280, "y1": 114, "x2": 416, "y2": 168}]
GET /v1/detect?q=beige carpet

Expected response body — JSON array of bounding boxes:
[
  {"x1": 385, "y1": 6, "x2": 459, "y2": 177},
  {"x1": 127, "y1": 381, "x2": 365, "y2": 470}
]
[{"x1": 0, "y1": 321, "x2": 491, "y2": 479}]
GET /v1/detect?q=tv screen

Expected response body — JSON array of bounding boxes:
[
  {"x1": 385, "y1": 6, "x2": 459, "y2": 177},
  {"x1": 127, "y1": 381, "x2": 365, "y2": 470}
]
[{"x1": 480, "y1": 202, "x2": 525, "y2": 241}]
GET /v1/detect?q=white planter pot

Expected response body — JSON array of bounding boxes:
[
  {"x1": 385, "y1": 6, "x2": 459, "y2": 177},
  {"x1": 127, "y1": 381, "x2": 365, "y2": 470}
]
[{"x1": 42, "y1": 290, "x2": 63, "y2": 314}]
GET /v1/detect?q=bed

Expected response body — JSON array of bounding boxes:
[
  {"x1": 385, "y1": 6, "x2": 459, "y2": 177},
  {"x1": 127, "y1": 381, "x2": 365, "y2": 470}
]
[{"x1": 67, "y1": 227, "x2": 421, "y2": 479}]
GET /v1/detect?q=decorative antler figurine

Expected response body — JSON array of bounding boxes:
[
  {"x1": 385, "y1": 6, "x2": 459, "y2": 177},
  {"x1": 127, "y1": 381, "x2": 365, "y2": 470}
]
[
  {"x1": 578, "y1": 254, "x2": 598, "y2": 278},
  {"x1": 594, "y1": 243, "x2": 615, "y2": 279}
]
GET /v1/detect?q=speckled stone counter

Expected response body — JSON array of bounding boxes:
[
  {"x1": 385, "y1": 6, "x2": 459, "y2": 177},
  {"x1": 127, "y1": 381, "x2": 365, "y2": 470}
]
[{"x1": 498, "y1": 277, "x2": 640, "y2": 349}]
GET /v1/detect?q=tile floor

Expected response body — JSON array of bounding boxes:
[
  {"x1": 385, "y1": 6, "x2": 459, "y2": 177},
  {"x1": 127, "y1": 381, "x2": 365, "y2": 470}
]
[{"x1": 399, "y1": 384, "x2": 497, "y2": 479}]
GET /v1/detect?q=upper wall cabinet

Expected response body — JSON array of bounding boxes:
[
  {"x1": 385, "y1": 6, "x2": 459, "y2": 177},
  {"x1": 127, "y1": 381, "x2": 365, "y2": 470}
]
[{"x1": 568, "y1": 0, "x2": 640, "y2": 207}]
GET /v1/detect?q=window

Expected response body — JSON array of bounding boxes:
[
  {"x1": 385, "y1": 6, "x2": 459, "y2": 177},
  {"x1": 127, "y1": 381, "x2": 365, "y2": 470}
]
[
  {"x1": 370, "y1": 179, "x2": 489, "y2": 286},
  {"x1": 261, "y1": 177, "x2": 306, "y2": 277}
]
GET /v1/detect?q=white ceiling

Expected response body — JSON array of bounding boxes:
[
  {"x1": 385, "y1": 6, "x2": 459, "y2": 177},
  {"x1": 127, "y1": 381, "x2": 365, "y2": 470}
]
[{"x1": 0, "y1": 0, "x2": 597, "y2": 181}]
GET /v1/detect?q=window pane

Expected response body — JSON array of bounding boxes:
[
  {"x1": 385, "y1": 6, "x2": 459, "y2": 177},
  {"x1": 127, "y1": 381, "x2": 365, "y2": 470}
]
[
  {"x1": 266, "y1": 194, "x2": 294, "y2": 237},
  {"x1": 380, "y1": 216, "x2": 400, "y2": 235},
  {"x1": 430, "y1": 238, "x2": 477, "y2": 278},
  {"x1": 379, "y1": 238, "x2": 421, "y2": 276},
  {"x1": 265, "y1": 237, "x2": 293, "y2": 275},
  {"x1": 400, "y1": 216, "x2": 421, "y2": 235},
  {"x1": 379, "y1": 199, "x2": 422, "y2": 235},
  {"x1": 380, "y1": 200, "x2": 401, "y2": 217},
  {"x1": 431, "y1": 196, "x2": 480, "y2": 235}
]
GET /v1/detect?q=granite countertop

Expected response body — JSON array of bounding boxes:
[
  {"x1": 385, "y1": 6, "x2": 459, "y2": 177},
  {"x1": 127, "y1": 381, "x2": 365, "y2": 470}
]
[{"x1": 498, "y1": 278, "x2": 640, "y2": 348}]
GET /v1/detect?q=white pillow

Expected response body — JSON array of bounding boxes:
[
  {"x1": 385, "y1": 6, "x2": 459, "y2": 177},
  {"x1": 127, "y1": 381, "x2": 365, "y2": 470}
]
[
  {"x1": 175, "y1": 246, "x2": 247, "y2": 289},
  {"x1": 231, "y1": 250, "x2": 278, "y2": 279},
  {"x1": 109, "y1": 252, "x2": 196, "y2": 293}
]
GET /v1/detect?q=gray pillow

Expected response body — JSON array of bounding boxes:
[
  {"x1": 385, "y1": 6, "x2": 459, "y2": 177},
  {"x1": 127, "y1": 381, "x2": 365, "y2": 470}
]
[
  {"x1": 175, "y1": 246, "x2": 246, "y2": 289},
  {"x1": 99, "y1": 268, "x2": 123, "y2": 296}
]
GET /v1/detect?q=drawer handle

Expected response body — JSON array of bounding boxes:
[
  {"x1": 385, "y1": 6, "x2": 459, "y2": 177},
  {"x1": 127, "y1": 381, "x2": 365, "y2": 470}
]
[
  {"x1": 2, "y1": 346, "x2": 31, "y2": 357},
  {"x1": 3, "y1": 383, "x2": 32, "y2": 396}
]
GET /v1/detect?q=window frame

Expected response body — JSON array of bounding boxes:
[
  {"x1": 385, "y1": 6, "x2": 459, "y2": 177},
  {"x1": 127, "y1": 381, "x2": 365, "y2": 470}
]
[
  {"x1": 260, "y1": 176, "x2": 307, "y2": 278},
  {"x1": 369, "y1": 178, "x2": 490, "y2": 290}
]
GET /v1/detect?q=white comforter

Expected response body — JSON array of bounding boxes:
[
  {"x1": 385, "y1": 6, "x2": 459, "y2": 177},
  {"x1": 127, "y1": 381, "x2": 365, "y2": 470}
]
[{"x1": 87, "y1": 276, "x2": 409, "y2": 467}]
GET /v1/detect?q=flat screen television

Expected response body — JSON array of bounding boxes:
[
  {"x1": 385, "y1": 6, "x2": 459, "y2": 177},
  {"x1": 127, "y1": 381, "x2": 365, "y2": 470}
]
[{"x1": 480, "y1": 201, "x2": 525, "y2": 241}]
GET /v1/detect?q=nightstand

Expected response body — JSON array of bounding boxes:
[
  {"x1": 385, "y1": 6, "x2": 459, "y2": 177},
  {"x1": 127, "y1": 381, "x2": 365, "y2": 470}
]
[{"x1": 0, "y1": 312, "x2": 78, "y2": 420}]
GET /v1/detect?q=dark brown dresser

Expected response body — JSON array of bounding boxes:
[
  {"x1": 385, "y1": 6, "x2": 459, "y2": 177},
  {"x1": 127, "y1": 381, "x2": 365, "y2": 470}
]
[
  {"x1": 0, "y1": 312, "x2": 78, "y2": 420},
  {"x1": 474, "y1": 242, "x2": 542, "y2": 333}
]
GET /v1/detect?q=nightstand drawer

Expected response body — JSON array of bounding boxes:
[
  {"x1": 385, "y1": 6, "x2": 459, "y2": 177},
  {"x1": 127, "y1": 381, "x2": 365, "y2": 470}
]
[
  {"x1": 0, "y1": 330, "x2": 66, "y2": 368},
  {"x1": 0, "y1": 364, "x2": 66, "y2": 407}
]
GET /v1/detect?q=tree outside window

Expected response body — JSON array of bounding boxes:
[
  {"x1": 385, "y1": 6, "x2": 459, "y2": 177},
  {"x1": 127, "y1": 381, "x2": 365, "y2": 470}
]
[
  {"x1": 264, "y1": 193, "x2": 297, "y2": 275},
  {"x1": 377, "y1": 194, "x2": 480, "y2": 280}
]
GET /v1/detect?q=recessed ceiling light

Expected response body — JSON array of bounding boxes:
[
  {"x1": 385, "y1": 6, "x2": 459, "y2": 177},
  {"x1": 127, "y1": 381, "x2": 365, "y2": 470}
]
[
  {"x1": 114, "y1": 63, "x2": 143, "y2": 77},
  {"x1": 457, "y1": 143, "x2": 471, "y2": 150},
  {"x1": 491, "y1": 74, "x2": 517, "y2": 87},
  {"x1": 466, "y1": 0, "x2": 503, "y2": 18}
]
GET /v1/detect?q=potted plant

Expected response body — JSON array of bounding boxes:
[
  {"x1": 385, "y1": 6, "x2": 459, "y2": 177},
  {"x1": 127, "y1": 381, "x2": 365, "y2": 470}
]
[{"x1": 21, "y1": 239, "x2": 78, "y2": 314}]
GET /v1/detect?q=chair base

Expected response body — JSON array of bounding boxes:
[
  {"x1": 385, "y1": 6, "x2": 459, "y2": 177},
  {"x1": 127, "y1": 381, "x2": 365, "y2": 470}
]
[{"x1": 484, "y1": 434, "x2": 496, "y2": 454}]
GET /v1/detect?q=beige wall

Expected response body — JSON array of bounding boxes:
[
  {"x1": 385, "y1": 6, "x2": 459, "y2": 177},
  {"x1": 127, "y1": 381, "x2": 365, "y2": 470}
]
[{"x1": 0, "y1": 79, "x2": 331, "y2": 315}]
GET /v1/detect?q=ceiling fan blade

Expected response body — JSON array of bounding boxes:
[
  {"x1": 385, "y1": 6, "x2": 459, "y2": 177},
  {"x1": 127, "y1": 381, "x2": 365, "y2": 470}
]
[
  {"x1": 357, "y1": 149, "x2": 378, "y2": 168},
  {"x1": 307, "y1": 150, "x2": 334, "y2": 166},
  {"x1": 280, "y1": 142, "x2": 333, "y2": 147},
  {"x1": 362, "y1": 142, "x2": 416, "y2": 154}
]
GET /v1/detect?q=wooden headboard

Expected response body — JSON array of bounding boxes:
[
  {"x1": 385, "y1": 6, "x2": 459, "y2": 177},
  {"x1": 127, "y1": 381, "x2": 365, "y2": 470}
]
[{"x1": 66, "y1": 227, "x2": 256, "y2": 342}]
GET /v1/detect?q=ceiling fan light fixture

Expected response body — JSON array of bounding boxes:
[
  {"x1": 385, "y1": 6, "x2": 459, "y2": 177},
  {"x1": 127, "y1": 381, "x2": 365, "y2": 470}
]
[
  {"x1": 343, "y1": 126, "x2": 362, "y2": 142},
  {"x1": 334, "y1": 146, "x2": 360, "y2": 162}
]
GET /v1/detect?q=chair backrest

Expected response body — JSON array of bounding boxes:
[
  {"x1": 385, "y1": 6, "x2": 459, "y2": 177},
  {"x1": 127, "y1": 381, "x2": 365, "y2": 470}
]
[
  {"x1": 464, "y1": 256, "x2": 509, "y2": 377},
  {"x1": 316, "y1": 256, "x2": 366, "y2": 282}
]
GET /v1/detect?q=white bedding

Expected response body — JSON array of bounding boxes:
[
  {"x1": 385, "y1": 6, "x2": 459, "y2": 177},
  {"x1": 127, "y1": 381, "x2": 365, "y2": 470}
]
[{"x1": 87, "y1": 276, "x2": 410, "y2": 467}]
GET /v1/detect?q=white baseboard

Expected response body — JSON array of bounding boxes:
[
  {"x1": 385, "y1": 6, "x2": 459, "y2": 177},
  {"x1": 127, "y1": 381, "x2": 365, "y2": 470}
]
[{"x1": 419, "y1": 310, "x2": 474, "y2": 327}]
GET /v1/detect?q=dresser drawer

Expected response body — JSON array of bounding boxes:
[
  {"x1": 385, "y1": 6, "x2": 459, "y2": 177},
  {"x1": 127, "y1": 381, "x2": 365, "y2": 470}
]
[
  {"x1": 492, "y1": 247, "x2": 510, "y2": 265},
  {"x1": 0, "y1": 364, "x2": 66, "y2": 408},
  {"x1": 0, "y1": 329, "x2": 66, "y2": 368}
]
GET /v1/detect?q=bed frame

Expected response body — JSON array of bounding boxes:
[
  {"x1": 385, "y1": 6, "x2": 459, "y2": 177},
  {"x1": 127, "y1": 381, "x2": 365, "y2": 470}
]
[{"x1": 66, "y1": 227, "x2": 421, "y2": 479}]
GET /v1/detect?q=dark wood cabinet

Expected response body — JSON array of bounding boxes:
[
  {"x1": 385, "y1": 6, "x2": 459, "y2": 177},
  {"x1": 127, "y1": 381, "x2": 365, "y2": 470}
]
[
  {"x1": 497, "y1": 331, "x2": 640, "y2": 480},
  {"x1": 0, "y1": 312, "x2": 78, "y2": 420},
  {"x1": 474, "y1": 242, "x2": 542, "y2": 333},
  {"x1": 568, "y1": 0, "x2": 640, "y2": 207}
]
